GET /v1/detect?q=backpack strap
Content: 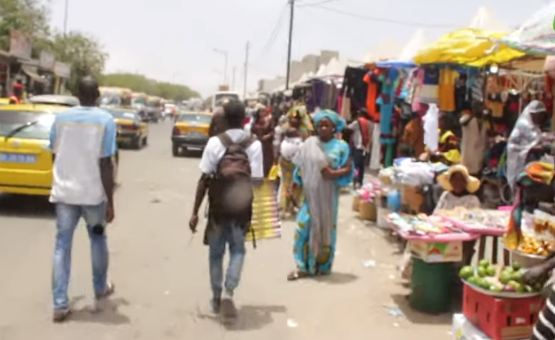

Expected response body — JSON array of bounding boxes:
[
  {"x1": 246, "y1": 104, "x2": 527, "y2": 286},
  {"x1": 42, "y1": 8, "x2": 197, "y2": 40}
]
[{"x1": 217, "y1": 132, "x2": 234, "y2": 148}]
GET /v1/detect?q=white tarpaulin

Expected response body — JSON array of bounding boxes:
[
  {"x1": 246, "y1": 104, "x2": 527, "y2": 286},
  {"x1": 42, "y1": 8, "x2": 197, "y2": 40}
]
[{"x1": 502, "y1": 1, "x2": 555, "y2": 55}]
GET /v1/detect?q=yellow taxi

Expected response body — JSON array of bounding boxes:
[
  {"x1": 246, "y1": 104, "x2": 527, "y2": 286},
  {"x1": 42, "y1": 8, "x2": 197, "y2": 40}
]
[
  {"x1": 171, "y1": 112, "x2": 212, "y2": 156},
  {"x1": 0, "y1": 104, "x2": 69, "y2": 196},
  {"x1": 0, "y1": 98, "x2": 10, "y2": 105},
  {"x1": 107, "y1": 107, "x2": 149, "y2": 149}
]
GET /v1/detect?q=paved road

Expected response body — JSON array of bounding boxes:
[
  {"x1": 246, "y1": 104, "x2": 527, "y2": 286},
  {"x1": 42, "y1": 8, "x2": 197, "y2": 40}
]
[{"x1": 0, "y1": 121, "x2": 451, "y2": 340}]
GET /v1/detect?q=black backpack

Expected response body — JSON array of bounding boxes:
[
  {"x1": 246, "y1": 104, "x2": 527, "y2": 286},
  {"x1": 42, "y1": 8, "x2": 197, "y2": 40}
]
[{"x1": 208, "y1": 133, "x2": 255, "y2": 226}]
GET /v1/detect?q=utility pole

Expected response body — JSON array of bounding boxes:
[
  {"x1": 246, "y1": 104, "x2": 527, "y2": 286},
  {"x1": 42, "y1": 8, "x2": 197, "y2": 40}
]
[
  {"x1": 231, "y1": 66, "x2": 236, "y2": 91},
  {"x1": 243, "y1": 41, "x2": 250, "y2": 99},
  {"x1": 63, "y1": 0, "x2": 69, "y2": 35},
  {"x1": 285, "y1": 0, "x2": 295, "y2": 90}
]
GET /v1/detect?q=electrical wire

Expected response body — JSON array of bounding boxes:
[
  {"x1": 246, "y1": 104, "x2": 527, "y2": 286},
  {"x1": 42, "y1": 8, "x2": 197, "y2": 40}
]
[
  {"x1": 303, "y1": 4, "x2": 456, "y2": 29},
  {"x1": 253, "y1": 4, "x2": 288, "y2": 63},
  {"x1": 297, "y1": 0, "x2": 339, "y2": 8}
]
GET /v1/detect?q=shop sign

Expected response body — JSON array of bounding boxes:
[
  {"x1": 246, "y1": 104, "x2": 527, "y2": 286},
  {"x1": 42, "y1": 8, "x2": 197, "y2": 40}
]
[
  {"x1": 9, "y1": 31, "x2": 32, "y2": 59},
  {"x1": 54, "y1": 62, "x2": 71, "y2": 78},
  {"x1": 39, "y1": 51, "x2": 55, "y2": 70}
]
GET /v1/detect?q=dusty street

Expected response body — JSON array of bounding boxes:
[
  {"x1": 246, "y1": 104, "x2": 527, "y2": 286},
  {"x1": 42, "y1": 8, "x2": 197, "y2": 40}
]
[{"x1": 0, "y1": 121, "x2": 451, "y2": 340}]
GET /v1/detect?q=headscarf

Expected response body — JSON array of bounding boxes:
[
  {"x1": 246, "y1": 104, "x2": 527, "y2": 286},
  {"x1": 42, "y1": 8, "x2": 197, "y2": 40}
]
[
  {"x1": 313, "y1": 109, "x2": 346, "y2": 132},
  {"x1": 506, "y1": 100, "x2": 545, "y2": 189}
]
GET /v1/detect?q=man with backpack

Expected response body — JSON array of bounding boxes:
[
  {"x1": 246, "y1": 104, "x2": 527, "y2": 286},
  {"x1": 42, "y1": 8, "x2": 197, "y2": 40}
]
[{"x1": 189, "y1": 101, "x2": 263, "y2": 319}]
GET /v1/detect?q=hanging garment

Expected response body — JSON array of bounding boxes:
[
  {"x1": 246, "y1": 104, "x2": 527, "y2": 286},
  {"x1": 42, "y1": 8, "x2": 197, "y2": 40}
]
[
  {"x1": 340, "y1": 93, "x2": 351, "y2": 120},
  {"x1": 342, "y1": 67, "x2": 368, "y2": 113},
  {"x1": 419, "y1": 66, "x2": 439, "y2": 104},
  {"x1": 438, "y1": 68, "x2": 458, "y2": 112},
  {"x1": 363, "y1": 69, "x2": 382, "y2": 122},
  {"x1": 411, "y1": 68, "x2": 425, "y2": 112},
  {"x1": 423, "y1": 103, "x2": 440, "y2": 152},
  {"x1": 370, "y1": 123, "x2": 381, "y2": 170},
  {"x1": 377, "y1": 68, "x2": 399, "y2": 146},
  {"x1": 461, "y1": 115, "x2": 489, "y2": 175}
]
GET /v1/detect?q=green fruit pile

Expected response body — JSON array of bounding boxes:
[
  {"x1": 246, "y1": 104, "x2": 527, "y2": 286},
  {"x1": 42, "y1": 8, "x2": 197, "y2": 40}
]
[{"x1": 459, "y1": 260, "x2": 542, "y2": 294}]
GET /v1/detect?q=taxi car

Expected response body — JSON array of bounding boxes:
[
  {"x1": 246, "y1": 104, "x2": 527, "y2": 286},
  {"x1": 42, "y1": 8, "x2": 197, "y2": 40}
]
[
  {"x1": 0, "y1": 98, "x2": 10, "y2": 105},
  {"x1": 28, "y1": 95, "x2": 80, "y2": 107},
  {"x1": 108, "y1": 107, "x2": 148, "y2": 149},
  {"x1": 171, "y1": 112, "x2": 211, "y2": 156},
  {"x1": 0, "y1": 104, "x2": 69, "y2": 196}
]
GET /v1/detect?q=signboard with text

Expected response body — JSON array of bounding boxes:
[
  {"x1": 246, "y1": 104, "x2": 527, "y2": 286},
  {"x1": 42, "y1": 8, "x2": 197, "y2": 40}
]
[{"x1": 54, "y1": 62, "x2": 71, "y2": 78}]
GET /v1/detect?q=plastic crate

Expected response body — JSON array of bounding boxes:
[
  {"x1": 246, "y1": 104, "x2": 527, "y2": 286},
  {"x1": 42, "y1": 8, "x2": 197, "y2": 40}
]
[{"x1": 462, "y1": 284, "x2": 544, "y2": 340}]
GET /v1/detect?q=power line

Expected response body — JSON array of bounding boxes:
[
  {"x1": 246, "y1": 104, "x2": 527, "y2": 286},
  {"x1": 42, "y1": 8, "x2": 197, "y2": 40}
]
[
  {"x1": 298, "y1": 0, "x2": 338, "y2": 8},
  {"x1": 257, "y1": 5, "x2": 288, "y2": 58},
  {"x1": 304, "y1": 4, "x2": 455, "y2": 29}
]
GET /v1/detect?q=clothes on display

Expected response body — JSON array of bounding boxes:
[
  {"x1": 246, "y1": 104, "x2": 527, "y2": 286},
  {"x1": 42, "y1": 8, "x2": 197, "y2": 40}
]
[
  {"x1": 342, "y1": 66, "x2": 368, "y2": 115},
  {"x1": 423, "y1": 103, "x2": 440, "y2": 152},
  {"x1": 461, "y1": 114, "x2": 489, "y2": 175},
  {"x1": 419, "y1": 66, "x2": 440, "y2": 104},
  {"x1": 438, "y1": 67, "x2": 458, "y2": 112},
  {"x1": 363, "y1": 69, "x2": 382, "y2": 122}
]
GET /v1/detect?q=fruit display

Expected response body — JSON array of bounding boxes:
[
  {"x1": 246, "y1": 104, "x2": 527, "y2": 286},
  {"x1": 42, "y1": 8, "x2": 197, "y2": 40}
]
[
  {"x1": 517, "y1": 236, "x2": 555, "y2": 257},
  {"x1": 459, "y1": 260, "x2": 543, "y2": 296}
]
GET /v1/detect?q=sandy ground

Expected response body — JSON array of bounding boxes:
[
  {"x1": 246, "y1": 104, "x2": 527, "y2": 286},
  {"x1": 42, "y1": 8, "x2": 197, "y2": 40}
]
[{"x1": 0, "y1": 121, "x2": 453, "y2": 340}]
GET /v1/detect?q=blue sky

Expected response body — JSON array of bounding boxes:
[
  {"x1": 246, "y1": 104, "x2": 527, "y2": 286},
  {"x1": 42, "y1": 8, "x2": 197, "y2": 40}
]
[{"x1": 47, "y1": 0, "x2": 549, "y2": 96}]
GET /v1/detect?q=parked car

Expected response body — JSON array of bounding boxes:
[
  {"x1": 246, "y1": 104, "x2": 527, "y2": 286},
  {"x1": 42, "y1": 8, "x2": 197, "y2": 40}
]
[
  {"x1": 0, "y1": 104, "x2": 69, "y2": 196},
  {"x1": 171, "y1": 112, "x2": 211, "y2": 156},
  {"x1": 28, "y1": 95, "x2": 80, "y2": 107},
  {"x1": 108, "y1": 108, "x2": 149, "y2": 149}
]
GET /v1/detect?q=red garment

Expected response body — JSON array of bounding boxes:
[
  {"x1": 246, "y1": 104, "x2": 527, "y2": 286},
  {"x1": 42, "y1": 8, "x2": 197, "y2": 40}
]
[
  {"x1": 363, "y1": 69, "x2": 381, "y2": 122},
  {"x1": 358, "y1": 117, "x2": 370, "y2": 148}
]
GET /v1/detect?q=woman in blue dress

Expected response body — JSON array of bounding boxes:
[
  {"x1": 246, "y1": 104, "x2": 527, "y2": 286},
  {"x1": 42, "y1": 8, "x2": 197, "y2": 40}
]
[{"x1": 287, "y1": 110, "x2": 353, "y2": 280}]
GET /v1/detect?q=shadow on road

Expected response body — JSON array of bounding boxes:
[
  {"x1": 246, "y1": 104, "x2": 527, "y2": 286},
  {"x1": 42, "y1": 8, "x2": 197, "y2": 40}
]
[
  {"x1": 69, "y1": 297, "x2": 131, "y2": 325},
  {"x1": 0, "y1": 194, "x2": 54, "y2": 219},
  {"x1": 197, "y1": 305, "x2": 287, "y2": 331},
  {"x1": 390, "y1": 293, "x2": 451, "y2": 325},
  {"x1": 314, "y1": 272, "x2": 358, "y2": 285}
]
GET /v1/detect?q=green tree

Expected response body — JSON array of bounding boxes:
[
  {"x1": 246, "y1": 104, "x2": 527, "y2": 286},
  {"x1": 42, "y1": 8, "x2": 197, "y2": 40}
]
[
  {"x1": 48, "y1": 32, "x2": 107, "y2": 94},
  {"x1": 0, "y1": 0, "x2": 50, "y2": 51},
  {"x1": 101, "y1": 73, "x2": 200, "y2": 101}
]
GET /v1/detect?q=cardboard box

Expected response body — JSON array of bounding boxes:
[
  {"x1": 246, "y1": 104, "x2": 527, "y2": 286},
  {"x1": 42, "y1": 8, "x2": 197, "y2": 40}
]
[
  {"x1": 409, "y1": 240, "x2": 463, "y2": 263},
  {"x1": 359, "y1": 200, "x2": 377, "y2": 222},
  {"x1": 452, "y1": 314, "x2": 490, "y2": 340},
  {"x1": 402, "y1": 184, "x2": 424, "y2": 214}
]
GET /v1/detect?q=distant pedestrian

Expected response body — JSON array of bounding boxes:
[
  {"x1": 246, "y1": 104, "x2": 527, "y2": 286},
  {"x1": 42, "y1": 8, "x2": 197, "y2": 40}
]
[
  {"x1": 287, "y1": 110, "x2": 352, "y2": 280},
  {"x1": 49, "y1": 76, "x2": 117, "y2": 322},
  {"x1": 347, "y1": 109, "x2": 372, "y2": 188},
  {"x1": 189, "y1": 101, "x2": 263, "y2": 319},
  {"x1": 250, "y1": 105, "x2": 275, "y2": 177}
]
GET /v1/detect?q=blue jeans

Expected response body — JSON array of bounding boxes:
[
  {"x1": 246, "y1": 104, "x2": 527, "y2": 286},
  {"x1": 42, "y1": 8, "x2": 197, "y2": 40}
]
[
  {"x1": 52, "y1": 203, "x2": 109, "y2": 310},
  {"x1": 208, "y1": 222, "x2": 246, "y2": 299}
]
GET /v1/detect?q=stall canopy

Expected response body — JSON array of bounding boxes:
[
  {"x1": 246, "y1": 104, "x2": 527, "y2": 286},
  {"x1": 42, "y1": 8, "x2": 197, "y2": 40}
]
[
  {"x1": 413, "y1": 28, "x2": 525, "y2": 67},
  {"x1": 502, "y1": 1, "x2": 555, "y2": 55}
]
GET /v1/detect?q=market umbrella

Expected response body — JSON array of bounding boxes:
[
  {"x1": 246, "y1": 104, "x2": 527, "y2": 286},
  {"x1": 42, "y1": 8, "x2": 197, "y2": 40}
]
[
  {"x1": 502, "y1": 1, "x2": 555, "y2": 56},
  {"x1": 413, "y1": 28, "x2": 525, "y2": 67}
]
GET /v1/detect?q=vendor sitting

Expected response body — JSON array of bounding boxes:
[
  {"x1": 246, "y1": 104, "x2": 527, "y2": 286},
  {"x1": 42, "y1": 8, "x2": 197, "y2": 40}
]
[{"x1": 435, "y1": 164, "x2": 481, "y2": 213}]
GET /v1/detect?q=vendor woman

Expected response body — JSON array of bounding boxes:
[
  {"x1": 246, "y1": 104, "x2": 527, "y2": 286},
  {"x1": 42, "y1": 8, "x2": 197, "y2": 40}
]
[{"x1": 435, "y1": 165, "x2": 481, "y2": 212}]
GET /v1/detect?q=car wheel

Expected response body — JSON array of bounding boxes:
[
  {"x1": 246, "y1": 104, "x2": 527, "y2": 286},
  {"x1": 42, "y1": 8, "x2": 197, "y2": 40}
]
[
  {"x1": 172, "y1": 143, "x2": 179, "y2": 157},
  {"x1": 132, "y1": 137, "x2": 141, "y2": 150},
  {"x1": 143, "y1": 137, "x2": 148, "y2": 147}
]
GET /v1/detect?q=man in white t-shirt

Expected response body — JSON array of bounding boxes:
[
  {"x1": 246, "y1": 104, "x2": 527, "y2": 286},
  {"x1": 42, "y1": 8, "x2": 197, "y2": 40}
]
[
  {"x1": 49, "y1": 77, "x2": 117, "y2": 322},
  {"x1": 189, "y1": 101, "x2": 263, "y2": 319}
]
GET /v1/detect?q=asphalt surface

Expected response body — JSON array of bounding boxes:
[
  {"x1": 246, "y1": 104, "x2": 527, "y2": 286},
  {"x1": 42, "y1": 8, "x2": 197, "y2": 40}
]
[{"x1": 0, "y1": 121, "x2": 452, "y2": 340}]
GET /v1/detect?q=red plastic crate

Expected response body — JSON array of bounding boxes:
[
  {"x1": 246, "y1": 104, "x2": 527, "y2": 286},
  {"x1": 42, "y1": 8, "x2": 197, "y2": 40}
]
[{"x1": 462, "y1": 284, "x2": 544, "y2": 340}]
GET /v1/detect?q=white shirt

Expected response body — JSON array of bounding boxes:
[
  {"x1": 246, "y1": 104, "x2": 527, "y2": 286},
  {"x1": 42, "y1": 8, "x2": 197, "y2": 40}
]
[
  {"x1": 49, "y1": 107, "x2": 117, "y2": 205},
  {"x1": 348, "y1": 119, "x2": 373, "y2": 151},
  {"x1": 199, "y1": 129, "x2": 264, "y2": 178}
]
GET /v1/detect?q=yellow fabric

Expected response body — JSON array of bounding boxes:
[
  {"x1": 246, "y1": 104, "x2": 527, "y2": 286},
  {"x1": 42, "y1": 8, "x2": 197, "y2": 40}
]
[
  {"x1": 268, "y1": 164, "x2": 280, "y2": 181},
  {"x1": 439, "y1": 130, "x2": 455, "y2": 144},
  {"x1": 413, "y1": 28, "x2": 525, "y2": 67},
  {"x1": 438, "y1": 68, "x2": 458, "y2": 112},
  {"x1": 442, "y1": 149, "x2": 462, "y2": 164}
]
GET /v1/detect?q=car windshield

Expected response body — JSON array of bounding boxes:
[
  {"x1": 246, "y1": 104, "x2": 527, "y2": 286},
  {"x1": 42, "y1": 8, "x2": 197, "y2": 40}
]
[
  {"x1": 0, "y1": 111, "x2": 55, "y2": 140},
  {"x1": 179, "y1": 114, "x2": 211, "y2": 124},
  {"x1": 109, "y1": 110, "x2": 138, "y2": 120}
]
